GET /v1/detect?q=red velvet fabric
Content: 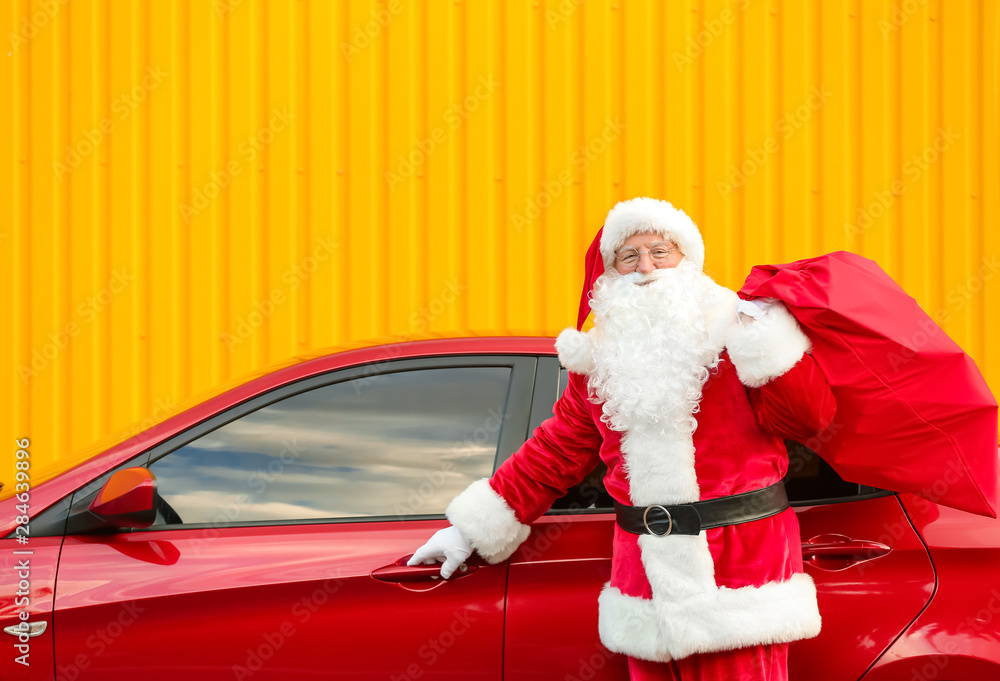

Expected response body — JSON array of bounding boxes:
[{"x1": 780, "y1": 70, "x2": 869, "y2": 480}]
[
  {"x1": 739, "y1": 250, "x2": 997, "y2": 517},
  {"x1": 627, "y1": 643, "x2": 789, "y2": 681},
  {"x1": 577, "y1": 227, "x2": 608, "y2": 330},
  {"x1": 491, "y1": 351, "x2": 835, "y2": 528},
  {"x1": 488, "y1": 349, "x2": 835, "y2": 680},
  {"x1": 747, "y1": 352, "x2": 837, "y2": 442}
]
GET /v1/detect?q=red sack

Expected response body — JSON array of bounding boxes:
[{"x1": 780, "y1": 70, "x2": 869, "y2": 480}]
[{"x1": 739, "y1": 251, "x2": 998, "y2": 517}]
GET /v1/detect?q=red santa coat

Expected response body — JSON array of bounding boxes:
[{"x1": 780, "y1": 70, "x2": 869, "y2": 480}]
[{"x1": 446, "y1": 291, "x2": 837, "y2": 663}]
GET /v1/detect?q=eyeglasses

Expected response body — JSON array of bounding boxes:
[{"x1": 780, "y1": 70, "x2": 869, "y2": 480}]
[{"x1": 614, "y1": 243, "x2": 676, "y2": 268}]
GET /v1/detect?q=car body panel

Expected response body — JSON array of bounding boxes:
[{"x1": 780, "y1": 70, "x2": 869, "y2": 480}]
[
  {"x1": 792, "y1": 495, "x2": 935, "y2": 680},
  {"x1": 0, "y1": 536, "x2": 59, "y2": 679},
  {"x1": 1, "y1": 338, "x2": 557, "y2": 536},
  {"x1": 53, "y1": 520, "x2": 504, "y2": 680},
  {"x1": 1, "y1": 337, "x2": 993, "y2": 679},
  {"x1": 860, "y1": 494, "x2": 1000, "y2": 680},
  {"x1": 505, "y1": 514, "x2": 625, "y2": 680},
  {"x1": 503, "y1": 496, "x2": 937, "y2": 681}
]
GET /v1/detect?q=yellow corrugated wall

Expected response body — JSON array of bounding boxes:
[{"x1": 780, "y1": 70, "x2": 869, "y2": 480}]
[{"x1": 3, "y1": 0, "x2": 999, "y2": 492}]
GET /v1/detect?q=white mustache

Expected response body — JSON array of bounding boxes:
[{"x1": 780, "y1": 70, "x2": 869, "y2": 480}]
[{"x1": 621, "y1": 268, "x2": 676, "y2": 286}]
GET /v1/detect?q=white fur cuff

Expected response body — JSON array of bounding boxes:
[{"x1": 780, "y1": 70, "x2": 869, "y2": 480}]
[
  {"x1": 446, "y1": 479, "x2": 531, "y2": 564},
  {"x1": 555, "y1": 328, "x2": 596, "y2": 375},
  {"x1": 725, "y1": 302, "x2": 811, "y2": 388}
]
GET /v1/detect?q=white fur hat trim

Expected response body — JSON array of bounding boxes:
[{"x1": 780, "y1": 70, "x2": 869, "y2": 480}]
[{"x1": 600, "y1": 197, "x2": 705, "y2": 271}]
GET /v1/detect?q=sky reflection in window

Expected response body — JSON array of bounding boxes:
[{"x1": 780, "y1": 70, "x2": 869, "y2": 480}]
[{"x1": 150, "y1": 366, "x2": 511, "y2": 524}]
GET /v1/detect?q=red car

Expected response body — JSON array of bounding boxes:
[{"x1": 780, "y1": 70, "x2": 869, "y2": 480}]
[{"x1": 3, "y1": 337, "x2": 999, "y2": 680}]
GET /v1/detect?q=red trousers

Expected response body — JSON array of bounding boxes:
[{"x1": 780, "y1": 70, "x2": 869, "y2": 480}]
[{"x1": 627, "y1": 644, "x2": 788, "y2": 681}]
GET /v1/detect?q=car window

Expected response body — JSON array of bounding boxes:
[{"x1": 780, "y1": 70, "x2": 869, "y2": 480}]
[
  {"x1": 148, "y1": 366, "x2": 511, "y2": 525},
  {"x1": 784, "y1": 440, "x2": 863, "y2": 502},
  {"x1": 549, "y1": 368, "x2": 614, "y2": 513}
]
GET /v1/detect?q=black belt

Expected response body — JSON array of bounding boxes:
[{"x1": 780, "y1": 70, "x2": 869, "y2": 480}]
[{"x1": 615, "y1": 482, "x2": 789, "y2": 536}]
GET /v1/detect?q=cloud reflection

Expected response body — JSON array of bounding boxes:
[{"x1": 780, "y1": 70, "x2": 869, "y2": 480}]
[{"x1": 150, "y1": 367, "x2": 509, "y2": 524}]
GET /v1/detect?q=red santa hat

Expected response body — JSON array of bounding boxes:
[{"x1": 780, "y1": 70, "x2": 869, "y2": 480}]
[{"x1": 575, "y1": 197, "x2": 706, "y2": 329}]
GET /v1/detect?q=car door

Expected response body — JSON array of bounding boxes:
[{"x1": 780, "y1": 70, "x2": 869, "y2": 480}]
[
  {"x1": 51, "y1": 356, "x2": 535, "y2": 680},
  {"x1": 787, "y1": 443, "x2": 936, "y2": 680},
  {"x1": 0, "y1": 536, "x2": 60, "y2": 679},
  {"x1": 502, "y1": 360, "x2": 935, "y2": 680},
  {"x1": 501, "y1": 358, "x2": 628, "y2": 680}
]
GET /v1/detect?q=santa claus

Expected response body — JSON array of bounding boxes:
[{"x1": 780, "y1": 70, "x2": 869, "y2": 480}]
[{"x1": 410, "y1": 197, "x2": 838, "y2": 680}]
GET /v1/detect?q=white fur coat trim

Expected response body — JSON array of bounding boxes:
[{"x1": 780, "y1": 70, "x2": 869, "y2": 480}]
[
  {"x1": 598, "y1": 584, "x2": 673, "y2": 662},
  {"x1": 597, "y1": 572, "x2": 822, "y2": 661},
  {"x1": 725, "y1": 301, "x2": 811, "y2": 388},
  {"x1": 446, "y1": 478, "x2": 531, "y2": 564},
  {"x1": 620, "y1": 427, "x2": 700, "y2": 505},
  {"x1": 556, "y1": 328, "x2": 596, "y2": 374}
]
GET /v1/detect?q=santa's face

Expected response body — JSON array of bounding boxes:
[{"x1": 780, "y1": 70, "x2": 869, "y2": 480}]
[{"x1": 612, "y1": 231, "x2": 685, "y2": 276}]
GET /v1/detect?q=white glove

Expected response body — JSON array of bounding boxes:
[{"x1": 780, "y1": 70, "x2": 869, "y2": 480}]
[
  {"x1": 407, "y1": 525, "x2": 473, "y2": 579},
  {"x1": 734, "y1": 297, "x2": 775, "y2": 322}
]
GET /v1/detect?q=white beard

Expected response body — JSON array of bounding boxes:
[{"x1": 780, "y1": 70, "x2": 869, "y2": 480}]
[{"x1": 587, "y1": 260, "x2": 725, "y2": 437}]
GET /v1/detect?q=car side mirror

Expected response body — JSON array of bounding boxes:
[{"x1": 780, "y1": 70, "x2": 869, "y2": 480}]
[{"x1": 66, "y1": 467, "x2": 157, "y2": 534}]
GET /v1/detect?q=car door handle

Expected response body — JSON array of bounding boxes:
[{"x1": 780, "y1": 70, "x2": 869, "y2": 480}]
[
  {"x1": 371, "y1": 555, "x2": 478, "y2": 583},
  {"x1": 802, "y1": 534, "x2": 891, "y2": 570},
  {"x1": 4, "y1": 621, "x2": 47, "y2": 638}
]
